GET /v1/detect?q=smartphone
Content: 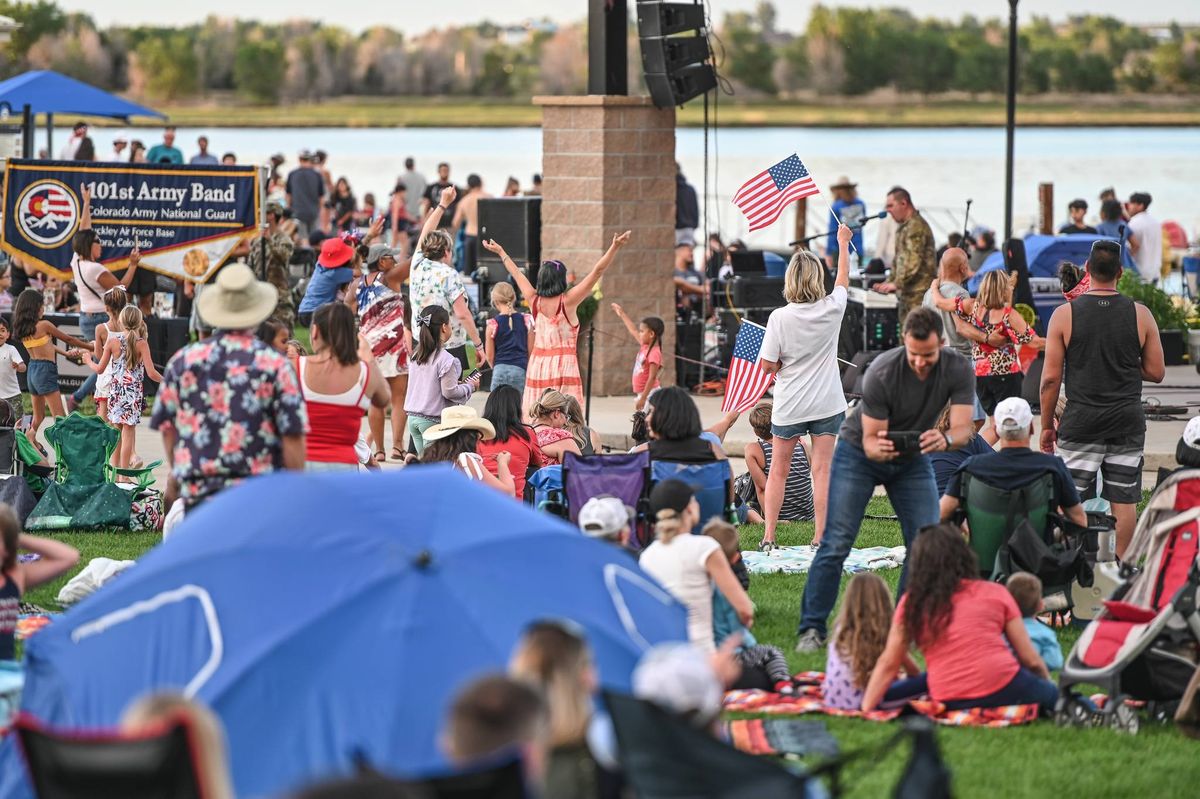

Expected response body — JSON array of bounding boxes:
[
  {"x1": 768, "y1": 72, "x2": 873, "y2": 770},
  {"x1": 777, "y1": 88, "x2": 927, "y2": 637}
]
[
  {"x1": 885, "y1": 430, "x2": 924, "y2": 455},
  {"x1": 463, "y1": 368, "x2": 482, "y2": 383}
]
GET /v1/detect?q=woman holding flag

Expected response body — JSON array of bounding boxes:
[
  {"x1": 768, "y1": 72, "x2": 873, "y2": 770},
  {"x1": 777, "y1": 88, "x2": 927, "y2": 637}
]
[{"x1": 755, "y1": 224, "x2": 852, "y2": 552}]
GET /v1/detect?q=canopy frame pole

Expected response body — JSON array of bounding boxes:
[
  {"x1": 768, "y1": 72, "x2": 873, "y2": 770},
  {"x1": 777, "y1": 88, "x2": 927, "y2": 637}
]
[{"x1": 45, "y1": 111, "x2": 52, "y2": 157}]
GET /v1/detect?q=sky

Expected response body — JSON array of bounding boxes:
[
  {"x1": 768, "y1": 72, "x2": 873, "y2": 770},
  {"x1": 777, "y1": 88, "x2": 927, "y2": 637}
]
[{"x1": 54, "y1": 0, "x2": 1200, "y2": 34}]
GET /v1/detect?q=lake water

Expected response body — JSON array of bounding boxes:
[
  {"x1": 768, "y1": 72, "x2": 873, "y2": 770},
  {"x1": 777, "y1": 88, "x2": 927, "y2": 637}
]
[{"x1": 59, "y1": 125, "x2": 1200, "y2": 251}]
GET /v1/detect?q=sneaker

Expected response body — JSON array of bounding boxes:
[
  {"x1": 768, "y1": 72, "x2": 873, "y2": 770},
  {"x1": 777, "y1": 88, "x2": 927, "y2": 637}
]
[
  {"x1": 773, "y1": 680, "x2": 796, "y2": 696},
  {"x1": 65, "y1": 395, "x2": 78, "y2": 414},
  {"x1": 794, "y1": 629, "x2": 826, "y2": 654}
]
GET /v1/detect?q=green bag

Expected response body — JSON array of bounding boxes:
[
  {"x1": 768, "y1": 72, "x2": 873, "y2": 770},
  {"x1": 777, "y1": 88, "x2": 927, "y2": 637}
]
[{"x1": 25, "y1": 482, "x2": 133, "y2": 530}]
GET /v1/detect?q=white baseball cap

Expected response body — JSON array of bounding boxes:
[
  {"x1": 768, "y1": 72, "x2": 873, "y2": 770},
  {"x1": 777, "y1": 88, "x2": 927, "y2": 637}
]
[
  {"x1": 994, "y1": 396, "x2": 1033, "y2": 432},
  {"x1": 578, "y1": 496, "x2": 632, "y2": 538},
  {"x1": 1184, "y1": 416, "x2": 1200, "y2": 449},
  {"x1": 632, "y1": 643, "x2": 723, "y2": 724}
]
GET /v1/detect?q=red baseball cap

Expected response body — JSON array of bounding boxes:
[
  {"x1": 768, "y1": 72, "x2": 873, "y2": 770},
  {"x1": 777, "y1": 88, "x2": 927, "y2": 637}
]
[{"x1": 318, "y1": 236, "x2": 355, "y2": 268}]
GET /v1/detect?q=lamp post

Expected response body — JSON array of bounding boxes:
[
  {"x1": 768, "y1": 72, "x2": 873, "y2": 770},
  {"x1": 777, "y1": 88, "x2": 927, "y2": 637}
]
[{"x1": 1004, "y1": 0, "x2": 1019, "y2": 242}]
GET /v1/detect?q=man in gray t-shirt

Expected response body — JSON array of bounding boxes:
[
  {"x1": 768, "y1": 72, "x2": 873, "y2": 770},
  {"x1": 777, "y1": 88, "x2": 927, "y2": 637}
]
[
  {"x1": 796, "y1": 307, "x2": 978, "y2": 652},
  {"x1": 285, "y1": 152, "x2": 326, "y2": 238},
  {"x1": 923, "y1": 248, "x2": 973, "y2": 358}
]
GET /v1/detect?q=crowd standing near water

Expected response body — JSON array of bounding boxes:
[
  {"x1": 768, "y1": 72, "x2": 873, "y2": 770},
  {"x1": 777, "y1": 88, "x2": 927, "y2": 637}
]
[{"x1": 0, "y1": 125, "x2": 1198, "y2": 797}]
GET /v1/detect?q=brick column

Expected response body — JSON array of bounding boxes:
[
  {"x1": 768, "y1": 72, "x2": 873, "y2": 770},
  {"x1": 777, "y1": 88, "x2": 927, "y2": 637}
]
[{"x1": 534, "y1": 95, "x2": 677, "y2": 396}]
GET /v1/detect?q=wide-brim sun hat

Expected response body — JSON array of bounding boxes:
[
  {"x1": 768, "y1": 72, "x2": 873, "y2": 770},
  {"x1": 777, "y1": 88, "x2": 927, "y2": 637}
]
[
  {"x1": 830, "y1": 175, "x2": 857, "y2": 190},
  {"x1": 422, "y1": 406, "x2": 496, "y2": 444},
  {"x1": 195, "y1": 261, "x2": 278, "y2": 331}
]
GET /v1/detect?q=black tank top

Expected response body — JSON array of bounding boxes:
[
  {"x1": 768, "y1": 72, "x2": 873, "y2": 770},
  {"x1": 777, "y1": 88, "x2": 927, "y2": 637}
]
[
  {"x1": 1059, "y1": 293, "x2": 1144, "y2": 442},
  {"x1": 0, "y1": 572, "x2": 18, "y2": 661},
  {"x1": 648, "y1": 436, "x2": 718, "y2": 464}
]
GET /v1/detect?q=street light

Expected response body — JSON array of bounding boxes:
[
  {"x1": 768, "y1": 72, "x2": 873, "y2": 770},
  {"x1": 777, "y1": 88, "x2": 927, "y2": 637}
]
[{"x1": 1004, "y1": 0, "x2": 1018, "y2": 242}]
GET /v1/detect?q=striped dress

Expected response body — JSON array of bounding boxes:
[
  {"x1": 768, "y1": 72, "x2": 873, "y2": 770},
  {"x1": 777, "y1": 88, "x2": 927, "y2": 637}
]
[
  {"x1": 762, "y1": 440, "x2": 815, "y2": 521},
  {"x1": 522, "y1": 295, "x2": 583, "y2": 415}
]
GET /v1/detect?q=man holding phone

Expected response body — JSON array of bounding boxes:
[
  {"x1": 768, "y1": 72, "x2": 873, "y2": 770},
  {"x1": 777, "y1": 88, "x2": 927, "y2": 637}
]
[{"x1": 795, "y1": 307, "x2": 976, "y2": 653}]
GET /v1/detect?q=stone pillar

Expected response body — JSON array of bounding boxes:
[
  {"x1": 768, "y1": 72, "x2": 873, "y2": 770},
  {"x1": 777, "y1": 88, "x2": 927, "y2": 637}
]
[{"x1": 534, "y1": 95, "x2": 677, "y2": 396}]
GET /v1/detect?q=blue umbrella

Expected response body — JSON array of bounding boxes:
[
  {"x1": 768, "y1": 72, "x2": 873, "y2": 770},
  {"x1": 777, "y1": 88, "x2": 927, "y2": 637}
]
[
  {"x1": 968, "y1": 233, "x2": 1119, "y2": 292},
  {"x1": 0, "y1": 467, "x2": 687, "y2": 799}
]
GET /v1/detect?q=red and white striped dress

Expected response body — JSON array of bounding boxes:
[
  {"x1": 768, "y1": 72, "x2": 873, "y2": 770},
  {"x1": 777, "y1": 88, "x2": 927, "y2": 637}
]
[{"x1": 522, "y1": 295, "x2": 583, "y2": 416}]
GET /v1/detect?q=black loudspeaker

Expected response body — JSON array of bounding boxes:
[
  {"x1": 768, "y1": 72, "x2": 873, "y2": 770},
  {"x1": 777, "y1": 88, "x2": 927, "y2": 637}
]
[
  {"x1": 637, "y1": 2, "x2": 705, "y2": 36},
  {"x1": 728, "y1": 250, "x2": 766, "y2": 275},
  {"x1": 675, "y1": 321, "x2": 703, "y2": 390},
  {"x1": 731, "y1": 276, "x2": 784, "y2": 308},
  {"x1": 864, "y1": 308, "x2": 899, "y2": 352},
  {"x1": 479, "y1": 197, "x2": 541, "y2": 265},
  {"x1": 636, "y1": 1, "x2": 716, "y2": 109},
  {"x1": 1003, "y1": 237, "x2": 1036, "y2": 310},
  {"x1": 643, "y1": 66, "x2": 717, "y2": 110}
]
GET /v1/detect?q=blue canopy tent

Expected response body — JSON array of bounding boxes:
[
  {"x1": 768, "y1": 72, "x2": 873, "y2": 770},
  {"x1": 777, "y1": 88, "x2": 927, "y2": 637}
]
[
  {"x1": 0, "y1": 468, "x2": 687, "y2": 798},
  {"x1": 967, "y1": 233, "x2": 1119, "y2": 293},
  {"x1": 0, "y1": 70, "x2": 164, "y2": 156}
]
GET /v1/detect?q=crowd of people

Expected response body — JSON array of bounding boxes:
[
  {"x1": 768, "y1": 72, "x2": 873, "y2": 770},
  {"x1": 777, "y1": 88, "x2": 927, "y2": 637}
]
[{"x1": 0, "y1": 129, "x2": 1192, "y2": 797}]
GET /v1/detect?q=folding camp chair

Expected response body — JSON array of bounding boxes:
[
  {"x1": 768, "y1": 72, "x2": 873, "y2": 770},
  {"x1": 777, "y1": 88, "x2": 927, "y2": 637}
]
[
  {"x1": 563, "y1": 449, "x2": 651, "y2": 516},
  {"x1": 650, "y1": 459, "x2": 733, "y2": 526},
  {"x1": 25, "y1": 413, "x2": 160, "y2": 530},
  {"x1": 603, "y1": 691, "x2": 814, "y2": 799},
  {"x1": 526, "y1": 464, "x2": 567, "y2": 518},
  {"x1": 960, "y1": 471, "x2": 1056, "y2": 581},
  {"x1": 14, "y1": 713, "x2": 209, "y2": 799}
]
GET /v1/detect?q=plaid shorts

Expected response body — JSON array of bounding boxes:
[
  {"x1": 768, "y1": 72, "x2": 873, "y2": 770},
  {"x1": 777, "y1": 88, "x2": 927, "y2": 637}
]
[{"x1": 1057, "y1": 434, "x2": 1144, "y2": 505}]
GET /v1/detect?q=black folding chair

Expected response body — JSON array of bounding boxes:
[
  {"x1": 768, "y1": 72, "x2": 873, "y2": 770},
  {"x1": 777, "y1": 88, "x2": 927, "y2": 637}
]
[{"x1": 14, "y1": 713, "x2": 208, "y2": 799}]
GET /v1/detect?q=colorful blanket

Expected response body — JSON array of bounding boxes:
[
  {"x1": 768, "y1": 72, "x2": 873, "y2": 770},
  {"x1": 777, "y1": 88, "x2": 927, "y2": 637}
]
[
  {"x1": 16, "y1": 614, "x2": 53, "y2": 641},
  {"x1": 742, "y1": 546, "x2": 907, "y2": 576},
  {"x1": 726, "y1": 718, "x2": 841, "y2": 758},
  {"x1": 725, "y1": 672, "x2": 1041, "y2": 728}
]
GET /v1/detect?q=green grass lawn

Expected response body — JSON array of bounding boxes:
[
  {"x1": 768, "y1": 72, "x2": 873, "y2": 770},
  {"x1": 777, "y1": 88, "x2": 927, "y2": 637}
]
[{"x1": 17, "y1": 493, "x2": 1198, "y2": 797}]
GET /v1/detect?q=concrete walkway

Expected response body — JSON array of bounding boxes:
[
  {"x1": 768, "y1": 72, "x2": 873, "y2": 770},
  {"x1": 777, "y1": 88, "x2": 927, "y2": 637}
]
[{"x1": 126, "y1": 365, "x2": 1198, "y2": 488}]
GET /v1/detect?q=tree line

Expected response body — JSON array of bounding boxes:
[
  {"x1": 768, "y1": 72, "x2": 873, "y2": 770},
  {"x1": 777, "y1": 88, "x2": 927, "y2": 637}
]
[{"x1": 0, "y1": 0, "x2": 1196, "y2": 103}]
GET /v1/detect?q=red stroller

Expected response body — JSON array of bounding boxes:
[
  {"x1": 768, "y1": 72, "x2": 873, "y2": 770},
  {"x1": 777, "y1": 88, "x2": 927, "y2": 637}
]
[{"x1": 1057, "y1": 469, "x2": 1200, "y2": 733}]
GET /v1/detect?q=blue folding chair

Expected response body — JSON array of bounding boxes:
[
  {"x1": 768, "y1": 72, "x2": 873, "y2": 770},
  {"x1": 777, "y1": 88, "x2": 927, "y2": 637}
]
[
  {"x1": 650, "y1": 459, "x2": 732, "y2": 526},
  {"x1": 526, "y1": 464, "x2": 566, "y2": 518}
]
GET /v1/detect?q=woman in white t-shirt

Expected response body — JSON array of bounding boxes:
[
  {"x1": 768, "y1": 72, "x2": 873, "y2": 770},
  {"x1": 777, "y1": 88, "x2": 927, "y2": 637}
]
[
  {"x1": 69, "y1": 183, "x2": 143, "y2": 408},
  {"x1": 757, "y1": 224, "x2": 852, "y2": 552},
  {"x1": 639, "y1": 479, "x2": 753, "y2": 652}
]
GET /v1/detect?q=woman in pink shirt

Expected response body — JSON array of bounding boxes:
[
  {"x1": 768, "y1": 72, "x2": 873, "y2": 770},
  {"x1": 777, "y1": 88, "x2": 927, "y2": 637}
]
[{"x1": 861, "y1": 523, "x2": 1058, "y2": 714}]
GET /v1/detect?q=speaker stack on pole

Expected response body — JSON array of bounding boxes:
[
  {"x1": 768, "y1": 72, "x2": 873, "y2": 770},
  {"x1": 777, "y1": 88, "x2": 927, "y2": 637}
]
[
  {"x1": 478, "y1": 197, "x2": 543, "y2": 304},
  {"x1": 636, "y1": 1, "x2": 718, "y2": 108}
]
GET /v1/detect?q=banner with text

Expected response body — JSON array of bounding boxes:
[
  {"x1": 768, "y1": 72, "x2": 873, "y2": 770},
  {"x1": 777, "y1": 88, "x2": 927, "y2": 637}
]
[{"x1": 1, "y1": 159, "x2": 260, "y2": 283}]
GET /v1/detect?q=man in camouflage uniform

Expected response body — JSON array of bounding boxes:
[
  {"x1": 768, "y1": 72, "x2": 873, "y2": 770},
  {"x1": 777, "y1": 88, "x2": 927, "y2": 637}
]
[
  {"x1": 246, "y1": 201, "x2": 296, "y2": 330},
  {"x1": 876, "y1": 187, "x2": 935, "y2": 327}
]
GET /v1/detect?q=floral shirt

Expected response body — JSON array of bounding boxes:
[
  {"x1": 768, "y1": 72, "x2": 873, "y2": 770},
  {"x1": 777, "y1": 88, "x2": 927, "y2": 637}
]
[
  {"x1": 150, "y1": 331, "x2": 308, "y2": 502},
  {"x1": 408, "y1": 250, "x2": 467, "y2": 348}
]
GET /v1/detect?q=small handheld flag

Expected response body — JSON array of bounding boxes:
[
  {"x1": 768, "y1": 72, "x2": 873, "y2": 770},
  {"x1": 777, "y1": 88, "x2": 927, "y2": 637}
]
[
  {"x1": 733, "y1": 154, "x2": 819, "y2": 232},
  {"x1": 721, "y1": 321, "x2": 775, "y2": 414}
]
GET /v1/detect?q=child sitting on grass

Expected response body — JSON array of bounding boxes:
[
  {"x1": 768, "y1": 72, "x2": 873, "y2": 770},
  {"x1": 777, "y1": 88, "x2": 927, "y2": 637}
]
[
  {"x1": 739, "y1": 401, "x2": 814, "y2": 530},
  {"x1": 1006, "y1": 572, "x2": 1063, "y2": 671},
  {"x1": 824, "y1": 573, "x2": 920, "y2": 711},
  {"x1": 704, "y1": 519, "x2": 794, "y2": 694}
]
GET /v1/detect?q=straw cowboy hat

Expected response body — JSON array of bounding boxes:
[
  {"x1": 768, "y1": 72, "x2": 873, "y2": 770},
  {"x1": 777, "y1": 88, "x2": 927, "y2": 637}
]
[
  {"x1": 196, "y1": 261, "x2": 278, "y2": 331},
  {"x1": 422, "y1": 406, "x2": 496, "y2": 444},
  {"x1": 829, "y1": 175, "x2": 858, "y2": 190}
]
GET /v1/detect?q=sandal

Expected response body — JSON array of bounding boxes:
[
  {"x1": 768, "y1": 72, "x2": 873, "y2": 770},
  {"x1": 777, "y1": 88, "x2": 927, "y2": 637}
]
[
  {"x1": 373, "y1": 450, "x2": 386, "y2": 463},
  {"x1": 758, "y1": 538, "x2": 776, "y2": 554},
  {"x1": 390, "y1": 447, "x2": 405, "y2": 461}
]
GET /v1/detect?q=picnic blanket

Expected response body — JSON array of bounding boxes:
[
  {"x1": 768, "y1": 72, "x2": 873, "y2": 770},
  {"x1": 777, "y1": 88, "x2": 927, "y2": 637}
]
[
  {"x1": 725, "y1": 672, "x2": 1041, "y2": 728},
  {"x1": 16, "y1": 613, "x2": 53, "y2": 641},
  {"x1": 743, "y1": 546, "x2": 907, "y2": 576},
  {"x1": 725, "y1": 718, "x2": 841, "y2": 758}
]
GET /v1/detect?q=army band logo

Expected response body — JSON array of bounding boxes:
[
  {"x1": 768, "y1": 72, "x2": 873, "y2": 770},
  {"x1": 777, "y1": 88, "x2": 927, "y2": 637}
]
[{"x1": 16, "y1": 180, "x2": 79, "y2": 248}]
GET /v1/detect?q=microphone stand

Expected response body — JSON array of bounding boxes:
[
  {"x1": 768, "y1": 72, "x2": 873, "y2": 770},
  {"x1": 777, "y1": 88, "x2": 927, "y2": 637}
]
[
  {"x1": 959, "y1": 199, "x2": 973, "y2": 254},
  {"x1": 789, "y1": 215, "x2": 882, "y2": 251}
]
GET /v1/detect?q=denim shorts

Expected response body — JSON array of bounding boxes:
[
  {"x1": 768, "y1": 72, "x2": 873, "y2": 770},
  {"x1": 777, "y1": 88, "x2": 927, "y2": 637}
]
[
  {"x1": 26, "y1": 359, "x2": 60, "y2": 396},
  {"x1": 490, "y1": 363, "x2": 526, "y2": 394},
  {"x1": 772, "y1": 410, "x2": 845, "y2": 440}
]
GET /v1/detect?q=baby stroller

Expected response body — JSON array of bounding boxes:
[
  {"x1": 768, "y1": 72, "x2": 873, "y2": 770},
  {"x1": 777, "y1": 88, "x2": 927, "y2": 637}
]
[{"x1": 1057, "y1": 468, "x2": 1200, "y2": 733}]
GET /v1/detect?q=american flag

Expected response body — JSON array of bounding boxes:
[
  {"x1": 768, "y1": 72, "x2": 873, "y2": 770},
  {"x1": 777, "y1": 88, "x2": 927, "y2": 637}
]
[
  {"x1": 732, "y1": 154, "x2": 819, "y2": 232},
  {"x1": 721, "y1": 321, "x2": 775, "y2": 414}
]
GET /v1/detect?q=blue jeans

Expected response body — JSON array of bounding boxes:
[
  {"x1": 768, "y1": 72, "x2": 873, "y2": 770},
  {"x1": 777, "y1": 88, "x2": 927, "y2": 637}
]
[
  {"x1": 886, "y1": 667, "x2": 1058, "y2": 715},
  {"x1": 490, "y1": 364, "x2": 526, "y2": 395},
  {"x1": 71, "y1": 311, "x2": 107, "y2": 402},
  {"x1": 798, "y1": 439, "x2": 938, "y2": 637}
]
